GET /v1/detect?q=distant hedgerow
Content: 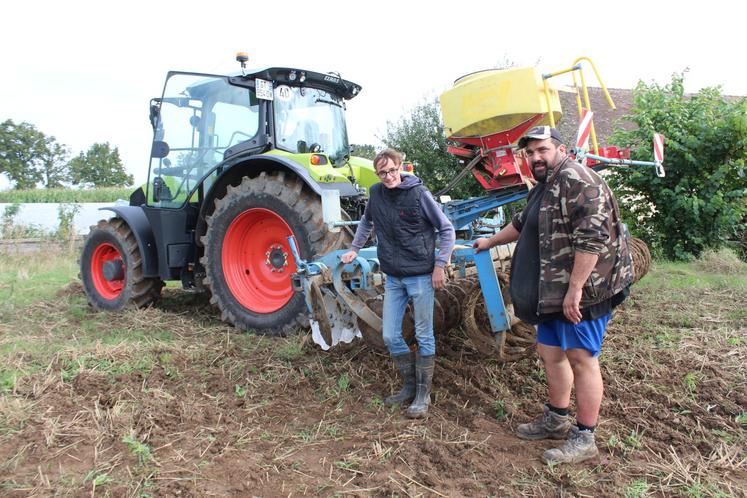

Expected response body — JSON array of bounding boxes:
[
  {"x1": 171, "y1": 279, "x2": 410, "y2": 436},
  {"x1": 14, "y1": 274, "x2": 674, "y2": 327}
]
[{"x1": 0, "y1": 187, "x2": 132, "y2": 203}]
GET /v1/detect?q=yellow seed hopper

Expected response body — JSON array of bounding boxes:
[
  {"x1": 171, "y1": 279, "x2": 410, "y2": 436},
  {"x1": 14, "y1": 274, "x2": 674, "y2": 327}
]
[{"x1": 439, "y1": 66, "x2": 562, "y2": 139}]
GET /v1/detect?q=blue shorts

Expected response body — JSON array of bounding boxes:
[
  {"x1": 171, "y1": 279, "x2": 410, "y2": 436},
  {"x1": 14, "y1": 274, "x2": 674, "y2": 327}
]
[{"x1": 537, "y1": 313, "x2": 611, "y2": 357}]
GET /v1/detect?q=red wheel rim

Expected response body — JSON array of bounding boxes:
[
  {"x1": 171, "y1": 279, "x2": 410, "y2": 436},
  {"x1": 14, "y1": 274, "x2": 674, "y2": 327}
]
[
  {"x1": 90, "y1": 242, "x2": 125, "y2": 300},
  {"x1": 222, "y1": 208, "x2": 298, "y2": 313}
]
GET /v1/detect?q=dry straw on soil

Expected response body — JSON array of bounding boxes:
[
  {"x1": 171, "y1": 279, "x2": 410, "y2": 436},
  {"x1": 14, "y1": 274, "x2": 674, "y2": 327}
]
[{"x1": 0, "y1": 250, "x2": 745, "y2": 496}]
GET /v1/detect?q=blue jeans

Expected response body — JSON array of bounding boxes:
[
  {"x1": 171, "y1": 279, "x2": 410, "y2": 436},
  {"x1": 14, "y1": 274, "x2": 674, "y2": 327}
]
[{"x1": 382, "y1": 274, "x2": 435, "y2": 356}]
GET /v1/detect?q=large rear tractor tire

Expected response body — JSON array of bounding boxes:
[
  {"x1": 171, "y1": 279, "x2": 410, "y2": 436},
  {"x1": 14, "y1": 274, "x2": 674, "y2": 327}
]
[
  {"x1": 200, "y1": 171, "x2": 349, "y2": 335},
  {"x1": 80, "y1": 218, "x2": 163, "y2": 310}
]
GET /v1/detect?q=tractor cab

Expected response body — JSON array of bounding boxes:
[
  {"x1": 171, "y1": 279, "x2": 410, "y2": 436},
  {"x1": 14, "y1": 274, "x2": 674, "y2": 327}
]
[
  {"x1": 147, "y1": 73, "x2": 261, "y2": 208},
  {"x1": 145, "y1": 67, "x2": 361, "y2": 209}
]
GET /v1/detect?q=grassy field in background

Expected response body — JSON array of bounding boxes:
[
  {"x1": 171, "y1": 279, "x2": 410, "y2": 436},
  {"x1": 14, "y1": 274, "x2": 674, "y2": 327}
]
[
  {"x1": 0, "y1": 187, "x2": 133, "y2": 203},
  {"x1": 0, "y1": 247, "x2": 745, "y2": 497}
]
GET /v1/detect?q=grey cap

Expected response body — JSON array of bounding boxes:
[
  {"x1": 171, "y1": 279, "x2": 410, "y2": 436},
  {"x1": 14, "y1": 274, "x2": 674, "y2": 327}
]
[{"x1": 518, "y1": 126, "x2": 563, "y2": 149}]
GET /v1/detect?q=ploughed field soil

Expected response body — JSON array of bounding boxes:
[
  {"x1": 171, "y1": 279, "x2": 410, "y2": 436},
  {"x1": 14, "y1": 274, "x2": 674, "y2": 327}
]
[{"x1": 0, "y1": 249, "x2": 745, "y2": 497}]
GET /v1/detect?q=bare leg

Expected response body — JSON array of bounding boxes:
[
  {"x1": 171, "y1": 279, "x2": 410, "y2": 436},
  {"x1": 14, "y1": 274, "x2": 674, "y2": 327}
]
[
  {"x1": 566, "y1": 348, "x2": 603, "y2": 426},
  {"x1": 537, "y1": 344, "x2": 573, "y2": 409}
]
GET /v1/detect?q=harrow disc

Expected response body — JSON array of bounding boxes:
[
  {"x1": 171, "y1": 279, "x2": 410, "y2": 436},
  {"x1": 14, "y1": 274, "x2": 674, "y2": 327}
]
[
  {"x1": 357, "y1": 298, "x2": 416, "y2": 352},
  {"x1": 435, "y1": 287, "x2": 461, "y2": 331},
  {"x1": 309, "y1": 280, "x2": 333, "y2": 346},
  {"x1": 460, "y1": 272, "x2": 535, "y2": 361}
]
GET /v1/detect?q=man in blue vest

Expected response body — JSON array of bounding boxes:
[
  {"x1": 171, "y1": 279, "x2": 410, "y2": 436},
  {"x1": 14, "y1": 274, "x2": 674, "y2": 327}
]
[{"x1": 341, "y1": 148, "x2": 455, "y2": 418}]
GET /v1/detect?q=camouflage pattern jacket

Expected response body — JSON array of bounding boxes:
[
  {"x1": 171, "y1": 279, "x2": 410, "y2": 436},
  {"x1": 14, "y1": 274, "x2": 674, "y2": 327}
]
[{"x1": 512, "y1": 156, "x2": 634, "y2": 315}]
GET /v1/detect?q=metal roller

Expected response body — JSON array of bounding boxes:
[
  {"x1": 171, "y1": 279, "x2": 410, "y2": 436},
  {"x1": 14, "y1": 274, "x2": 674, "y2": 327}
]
[
  {"x1": 435, "y1": 288, "x2": 461, "y2": 330},
  {"x1": 629, "y1": 237, "x2": 652, "y2": 284},
  {"x1": 459, "y1": 270, "x2": 535, "y2": 361}
]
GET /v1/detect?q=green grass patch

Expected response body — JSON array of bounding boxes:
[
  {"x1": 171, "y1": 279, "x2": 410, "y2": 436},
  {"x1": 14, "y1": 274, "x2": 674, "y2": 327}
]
[
  {"x1": 0, "y1": 370, "x2": 23, "y2": 393},
  {"x1": 60, "y1": 352, "x2": 155, "y2": 382},
  {"x1": 725, "y1": 308, "x2": 747, "y2": 321},
  {"x1": 694, "y1": 248, "x2": 747, "y2": 275},
  {"x1": 0, "y1": 337, "x2": 55, "y2": 358},
  {"x1": 493, "y1": 399, "x2": 507, "y2": 421},
  {"x1": 641, "y1": 328, "x2": 683, "y2": 348},
  {"x1": 638, "y1": 261, "x2": 747, "y2": 292},
  {"x1": 334, "y1": 459, "x2": 359, "y2": 470},
  {"x1": 0, "y1": 251, "x2": 78, "y2": 308},
  {"x1": 297, "y1": 427, "x2": 315, "y2": 443},
  {"x1": 98, "y1": 329, "x2": 175, "y2": 345},
  {"x1": 336, "y1": 372, "x2": 350, "y2": 392},
  {"x1": 0, "y1": 187, "x2": 133, "y2": 203},
  {"x1": 367, "y1": 396, "x2": 384, "y2": 411},
  {"x1": 0, "y1": 341, "x2": 53, "y2": 386},
  {"x1": 83, "y1": 470, "x2": 114, "y2": 488},
  {"x1": 234, "y1": 384, "x2": 247, "y2": 398},
  {"x1": 683, "y1": 372, "x2": 704, "y2": 394},
  {"x1": 623, "y1": 479, "x2": 650, "y2": 498},
  {"x1": 122, "y1": 434, "x2": 154, "y2": 465},
  {"x1": 276, "y1": 339, "x2": 305, "y2": 362},
  {"x1": 0, "y1": 397, "x2": 32, "y2": 441}
]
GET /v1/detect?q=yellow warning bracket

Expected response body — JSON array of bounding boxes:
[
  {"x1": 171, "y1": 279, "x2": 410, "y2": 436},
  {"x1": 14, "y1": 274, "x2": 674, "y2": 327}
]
[{"x1": 542, "y1": 56, "x2": 616, "y2": 155}]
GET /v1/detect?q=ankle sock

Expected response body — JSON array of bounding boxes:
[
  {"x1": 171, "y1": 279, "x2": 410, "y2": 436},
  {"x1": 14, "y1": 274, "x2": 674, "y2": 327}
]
[
  {"x1": 577, "y1": 422, "x2": 596, "y2": 433},
  {"x1": 547, "y1": 403, "x2": 569, "y2": 416}
]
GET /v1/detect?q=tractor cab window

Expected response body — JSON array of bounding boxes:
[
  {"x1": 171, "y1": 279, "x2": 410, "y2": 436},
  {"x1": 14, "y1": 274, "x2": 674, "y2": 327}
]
[
  {"x1": 274, "y1": 86, "x2": 350, "y2": 166},
  {"x1": 148, "y1": 73, "x2": 259, "y2": 208}
]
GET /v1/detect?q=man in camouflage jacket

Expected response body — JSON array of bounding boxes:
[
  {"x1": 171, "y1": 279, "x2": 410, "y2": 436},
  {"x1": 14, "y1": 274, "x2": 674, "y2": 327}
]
[{"x1": 474, "y1": 126, "x2": 633, "y2": 465}]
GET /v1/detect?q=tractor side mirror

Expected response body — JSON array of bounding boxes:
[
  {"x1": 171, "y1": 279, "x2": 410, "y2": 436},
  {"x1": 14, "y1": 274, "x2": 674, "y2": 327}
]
[{"x1": 151, "y1": 141, "x2": 170, "y2": 159}]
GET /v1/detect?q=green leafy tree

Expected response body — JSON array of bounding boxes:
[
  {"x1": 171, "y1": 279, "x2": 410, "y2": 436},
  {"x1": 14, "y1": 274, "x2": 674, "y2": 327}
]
[
  {"x1": 608, "y1": 74, "x2": 747, "y2": 260},
  {"x1": 350, "y1": 143, "x2": 376, "y2": 161},
  {"x1": 382, "y1": 98, "x2": 483, "y2": 199},
  {"x1": 0, "y1": 119, "x2": 48, "y2": 189},
  {"x1": 40, "y1": 139, "x2": 70, "y2": 188},
  {"x1": 68, "y1": 142, "x2": 133, "y2": 187},
  {"x1": 0, "y1": 119, "x2": 71, "y2": 189}
]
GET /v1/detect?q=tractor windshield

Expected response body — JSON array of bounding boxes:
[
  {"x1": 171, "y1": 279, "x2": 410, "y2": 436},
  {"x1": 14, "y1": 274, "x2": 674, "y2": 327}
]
[
  {"x1": 273, "y1": 86, "x2": 350, "y2": 166},
  {"x1": 148, "y1": 73, "x2": 260, "y2": 208}
]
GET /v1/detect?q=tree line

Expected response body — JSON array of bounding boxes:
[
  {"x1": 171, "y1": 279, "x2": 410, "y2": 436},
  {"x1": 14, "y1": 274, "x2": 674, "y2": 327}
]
[{"x1": 0, "y1": 119, "x2": 133, "y2": 189}]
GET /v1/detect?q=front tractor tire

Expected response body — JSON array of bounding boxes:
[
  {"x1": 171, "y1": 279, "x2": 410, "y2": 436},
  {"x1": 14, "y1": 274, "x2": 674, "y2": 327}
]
[
  {"x1": 80, "y1": 218, "x2": 163, "y2": 310},
  {"x1": 201, "y1": 171, "x2": 348, "y2": 335}
]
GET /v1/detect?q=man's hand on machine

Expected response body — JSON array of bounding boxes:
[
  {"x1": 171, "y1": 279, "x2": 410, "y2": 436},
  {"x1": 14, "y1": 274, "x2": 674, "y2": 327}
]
[
  {"x1": 472, "y1": 237, "x2": 492, "y2": 254},
  {"x1": 340, "y1": 250, "x2": 358, "y2": 264}
]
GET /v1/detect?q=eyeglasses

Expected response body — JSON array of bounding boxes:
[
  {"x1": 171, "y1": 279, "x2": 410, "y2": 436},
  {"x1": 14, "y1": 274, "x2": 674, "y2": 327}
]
[{"x1": 376, "y1": 167, "x2": 400, "y2": 179}]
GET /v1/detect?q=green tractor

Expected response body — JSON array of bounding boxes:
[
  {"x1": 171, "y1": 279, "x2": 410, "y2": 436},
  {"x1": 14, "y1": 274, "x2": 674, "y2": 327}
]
[{"x1": 79, "y1": 59, "x2": 379, "y2": 333}]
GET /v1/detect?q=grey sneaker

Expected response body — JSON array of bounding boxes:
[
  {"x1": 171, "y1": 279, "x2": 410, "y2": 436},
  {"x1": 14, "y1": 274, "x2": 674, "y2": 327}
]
[
  {"x1": 516, "y1": 405, "x2": 572, "y2": 440},
  {"x1": 543, "y1": 426, "x2": 599, "y2": 464}
]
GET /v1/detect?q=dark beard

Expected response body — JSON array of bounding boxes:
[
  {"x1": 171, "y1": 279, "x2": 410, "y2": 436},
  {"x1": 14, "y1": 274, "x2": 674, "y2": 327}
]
[{"x1": 532, "y1": 162, "x2": 548, "y2": 183}]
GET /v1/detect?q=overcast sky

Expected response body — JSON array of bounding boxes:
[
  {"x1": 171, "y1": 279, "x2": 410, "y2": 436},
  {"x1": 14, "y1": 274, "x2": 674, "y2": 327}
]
[{"x1": 2, "y1": 0, "x2": 744, "y2": 189}]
